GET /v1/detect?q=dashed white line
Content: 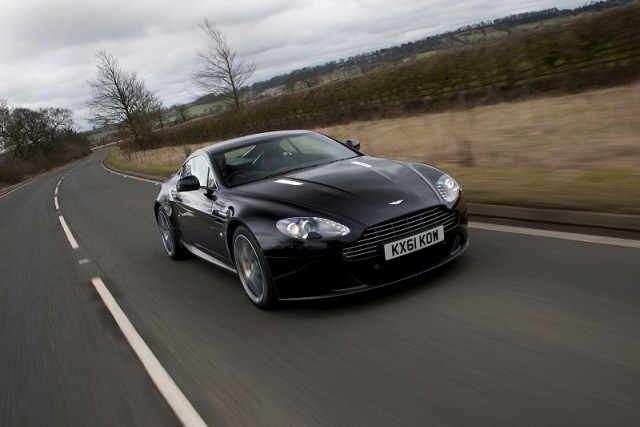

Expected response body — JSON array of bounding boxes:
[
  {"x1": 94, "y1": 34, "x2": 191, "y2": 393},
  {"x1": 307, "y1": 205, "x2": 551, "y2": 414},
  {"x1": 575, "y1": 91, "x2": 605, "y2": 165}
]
[
  {"x1": 470, "y1": 222, "x2": 640, "y2": 249},
  {"x1": 52, "y1": 162, "x2": 205, "y2": 424},
  {"x1": 47, "y1": 159, "x2": 634, "y2": 427},
  {"x1": 90, "y1": 278, "x2": 207, "y2": 427},
  {"x1": 58, "y1": 216, "x2": 79, "y2": 249}
]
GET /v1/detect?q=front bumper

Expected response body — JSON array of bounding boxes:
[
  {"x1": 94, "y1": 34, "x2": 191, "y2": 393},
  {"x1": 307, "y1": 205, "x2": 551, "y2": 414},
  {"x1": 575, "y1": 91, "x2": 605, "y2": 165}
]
[{"x1": 266, "y1": 222, "x2": 468, "y2": 300}]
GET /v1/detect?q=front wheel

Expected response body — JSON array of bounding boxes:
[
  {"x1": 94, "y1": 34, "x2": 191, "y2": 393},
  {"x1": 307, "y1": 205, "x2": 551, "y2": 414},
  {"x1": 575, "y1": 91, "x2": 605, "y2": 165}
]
[
  {"x1": 156, "y1": 208, "x2": 186, "y2": 260},
  {"x1": 233, "y1": 226, "x2": 277, "y2": 309}
]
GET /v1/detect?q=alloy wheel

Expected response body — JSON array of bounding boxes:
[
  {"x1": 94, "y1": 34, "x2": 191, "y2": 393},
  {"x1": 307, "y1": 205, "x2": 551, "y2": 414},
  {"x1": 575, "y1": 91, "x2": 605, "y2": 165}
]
[{"x1": 234, "y1": 234, "x2": 265, "y2": 303}]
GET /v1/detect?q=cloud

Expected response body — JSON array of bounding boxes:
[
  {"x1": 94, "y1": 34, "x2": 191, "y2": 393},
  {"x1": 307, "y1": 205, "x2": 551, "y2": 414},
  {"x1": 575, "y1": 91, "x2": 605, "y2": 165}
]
[{"x1": 0, "y1": 0, "x2": 587, "y2": 129}]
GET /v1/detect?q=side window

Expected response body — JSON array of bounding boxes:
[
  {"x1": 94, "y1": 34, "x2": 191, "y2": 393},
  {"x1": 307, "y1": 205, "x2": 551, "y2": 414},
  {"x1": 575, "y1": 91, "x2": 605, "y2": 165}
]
[
  {"x1": 181, "y1": 155, "x2": 211, "y2": 188},
  {"x1": 279, "y1": 139, "x2": 295, "y2": 154},
  {"x1": 207, "y1": 170, "x2": 215, "y2": 189},
  {"x1": 180, "y1": 161, "x2": 192, "y2": 177},
  {"x1": 192, "y1": 156, "x2": 211, "y2": 188}
]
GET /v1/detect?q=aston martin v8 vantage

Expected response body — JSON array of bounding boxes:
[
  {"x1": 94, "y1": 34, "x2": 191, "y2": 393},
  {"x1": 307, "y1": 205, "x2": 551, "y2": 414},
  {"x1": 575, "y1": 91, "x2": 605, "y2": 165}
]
[{"x1": 155, "y1": 130, "x2": 468, "y2": 308}]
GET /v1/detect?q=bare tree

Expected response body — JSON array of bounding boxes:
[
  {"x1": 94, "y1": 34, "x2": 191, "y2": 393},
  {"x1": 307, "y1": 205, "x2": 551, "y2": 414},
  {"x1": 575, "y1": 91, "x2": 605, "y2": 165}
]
[
  {"x1": 0, "y1": 100, "x2": 10, "y2": 153},
  {"x1": 284, "y1": 78, "x2": 298, "y2": 93},
  {"x1": 192, "y1": 19, "x2": 256, "y2": 110},
  {"x1": 300, "y1": 69, "x2": 322, "y2": 88},
  {"x1": 153, "y1": 101, "x2": 166, "y2": 130},
  {"x1": 0, "y1": 101, "x2": 75, "y2": 159},
  {"x1": 37, "y1": 108, "x2": 76, "y2": 155},
  {"x1": 174, "y1": 104, "x2": 190, "y2": 123},
  {"x1": 286, "y1": 68, "x2": 322, "y2": 92},
  {"x1": 87, "y1": 50, "x2": 160, "y2": 149}
]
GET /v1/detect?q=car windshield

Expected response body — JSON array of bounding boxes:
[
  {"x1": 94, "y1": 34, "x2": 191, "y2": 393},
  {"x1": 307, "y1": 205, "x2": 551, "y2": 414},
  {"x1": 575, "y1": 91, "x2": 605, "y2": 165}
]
[{"x1": 214, "y1": 133, "x2": 359, "y2": 187}]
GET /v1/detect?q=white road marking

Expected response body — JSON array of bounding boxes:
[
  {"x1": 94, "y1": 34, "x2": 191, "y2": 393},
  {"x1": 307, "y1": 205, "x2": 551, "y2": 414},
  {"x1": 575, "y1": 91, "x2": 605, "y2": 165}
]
[
  {"x1": 90, "y1": 278, "x2": 207, "y2": 427},
  {"x1": 39, "y1": 157, "x2": 633, "y2": 427},
  {"x1": 102, "y1": 164, "x2": 161, "y2": 184},
  {"x1": 0, "y1": 174, "x2": 48, "y2": 199},
  {"x1": 51, "y1": 161, "x2": 204, "y2": 424},
  {"x1": 470, "y1": 222, "x2": 640, "y2": 249},
  {"x1": 54, "y1": 167, "x2": 84, "y2": 249},
  {"x1": 58, "y1": 216, "x2": 79, "y2": 249}
]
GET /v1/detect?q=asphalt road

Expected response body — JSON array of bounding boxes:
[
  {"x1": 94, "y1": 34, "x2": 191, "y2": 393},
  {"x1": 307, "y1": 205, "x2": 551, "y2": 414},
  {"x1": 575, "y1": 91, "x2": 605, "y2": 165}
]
[{"x1": 2, "y1": 150, "x2": 639, "y2": 426}]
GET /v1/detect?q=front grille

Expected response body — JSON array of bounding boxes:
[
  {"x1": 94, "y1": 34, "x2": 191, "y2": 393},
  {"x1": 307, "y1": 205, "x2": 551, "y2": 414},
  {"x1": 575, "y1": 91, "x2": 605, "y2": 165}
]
[{"x1": 343, "y1": 206, "x2": 459, "y2": 261}]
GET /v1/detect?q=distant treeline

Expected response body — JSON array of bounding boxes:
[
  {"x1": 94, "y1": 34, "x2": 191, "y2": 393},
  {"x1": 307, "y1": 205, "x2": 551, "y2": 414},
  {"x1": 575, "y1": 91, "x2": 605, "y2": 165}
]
[
  {"x1": 0, "y1": 105, "x2": 90, "y2": 185},
  {"x1": 148, "y1": 2, "x2": 640, "y2": 149},
  {"x1": 492, "y1": 0, "x2": 629, "y2": 26},
  {"x1": 243, "y1": 0, "x2": 634, "y2": 100}
]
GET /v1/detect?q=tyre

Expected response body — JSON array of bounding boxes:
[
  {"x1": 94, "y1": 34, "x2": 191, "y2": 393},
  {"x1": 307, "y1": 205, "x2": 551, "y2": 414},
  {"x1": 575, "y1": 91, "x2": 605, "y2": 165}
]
[
  {"x1": 156, "y1": 208, "x2": 186, "y2": 260},
  {"x1": 233, "y1": 226, "x2": 277, "y2": 309}
]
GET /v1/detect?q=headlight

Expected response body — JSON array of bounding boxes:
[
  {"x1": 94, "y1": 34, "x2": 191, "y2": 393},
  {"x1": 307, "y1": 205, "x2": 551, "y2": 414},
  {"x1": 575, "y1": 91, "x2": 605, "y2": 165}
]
[
  {"x1": 436, "y1": 174, "x2": 460, "y2": 203},
  {"x1": 276, "y1": 217, "x2": 350, "y2": 239}
]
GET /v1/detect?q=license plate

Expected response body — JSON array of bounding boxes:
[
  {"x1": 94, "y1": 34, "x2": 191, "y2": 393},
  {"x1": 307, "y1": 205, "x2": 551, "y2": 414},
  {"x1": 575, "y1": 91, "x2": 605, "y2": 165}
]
[{"x1": 384, "y1": 225, "x2": 444, "y2": 261}]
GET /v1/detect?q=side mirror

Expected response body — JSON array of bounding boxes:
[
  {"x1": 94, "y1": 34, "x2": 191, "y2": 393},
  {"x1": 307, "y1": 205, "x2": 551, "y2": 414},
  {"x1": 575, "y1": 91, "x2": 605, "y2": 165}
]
[
  {"x1": 346, "y1": 139, "x2": 360, "y2": 151},
  {"x1": 176, "y1": 175, "x2": 201, "y2": 192}
]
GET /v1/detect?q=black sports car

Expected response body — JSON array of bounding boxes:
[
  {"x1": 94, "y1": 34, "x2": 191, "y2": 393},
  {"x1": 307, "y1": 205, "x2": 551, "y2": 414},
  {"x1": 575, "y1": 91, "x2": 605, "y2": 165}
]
[{"x1": 155, "y1": 130, "x2": 468, "y2": 308}]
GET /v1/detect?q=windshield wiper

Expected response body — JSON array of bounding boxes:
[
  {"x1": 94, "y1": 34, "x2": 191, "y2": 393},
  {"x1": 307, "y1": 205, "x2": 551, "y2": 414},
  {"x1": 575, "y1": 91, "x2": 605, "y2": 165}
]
[{"x1": 327, "y1": 156, "x2": 356, "y2": 164}]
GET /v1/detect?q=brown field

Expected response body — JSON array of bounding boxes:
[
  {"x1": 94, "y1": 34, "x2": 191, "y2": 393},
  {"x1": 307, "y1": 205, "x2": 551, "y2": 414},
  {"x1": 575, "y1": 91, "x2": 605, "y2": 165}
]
[
  {"x1": 108, "y1": 82, "x2": 640, "y2": 214},
  {"x1": 316, "y1": 82, "x2": 640, "y2": 169}
]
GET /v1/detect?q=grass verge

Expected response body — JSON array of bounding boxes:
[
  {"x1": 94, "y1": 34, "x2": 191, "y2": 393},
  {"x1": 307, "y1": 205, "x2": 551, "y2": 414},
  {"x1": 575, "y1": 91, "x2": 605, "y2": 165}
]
[
  {"x1": 105, "y1": 146, "x2": 640, "y2": 215},
  {"x1": 105, "y1": 83, "x2": 640, "y2": 216},
  {"x1": 105, "y1": 148, "x2": 179, "y2": 178},
  {"x1": 447, "y1": 167, "x2": 640, "y2": 215}
]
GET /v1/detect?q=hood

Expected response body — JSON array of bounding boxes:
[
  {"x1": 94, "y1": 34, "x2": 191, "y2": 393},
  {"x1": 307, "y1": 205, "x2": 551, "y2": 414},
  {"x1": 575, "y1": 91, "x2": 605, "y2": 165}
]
[{"x1": 238, "y1": 156, "x2": 442, "y2": 226}]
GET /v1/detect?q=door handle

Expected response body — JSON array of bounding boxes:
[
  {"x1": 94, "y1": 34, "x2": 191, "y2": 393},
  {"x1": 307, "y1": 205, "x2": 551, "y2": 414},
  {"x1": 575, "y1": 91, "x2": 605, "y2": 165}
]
[{"x1": 212, "y1": 209, "x2": 229, "y2": 222}]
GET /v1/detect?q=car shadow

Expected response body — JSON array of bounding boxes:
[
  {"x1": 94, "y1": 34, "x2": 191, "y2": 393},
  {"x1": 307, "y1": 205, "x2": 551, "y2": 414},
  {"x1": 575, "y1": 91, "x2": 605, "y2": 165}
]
[{"x1": 276, "y1": 258, "x2": 466, "y2": 315}]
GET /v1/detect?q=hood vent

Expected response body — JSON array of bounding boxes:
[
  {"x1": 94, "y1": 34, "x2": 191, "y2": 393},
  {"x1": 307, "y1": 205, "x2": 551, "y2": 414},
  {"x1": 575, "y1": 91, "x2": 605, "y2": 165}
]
[
  {"x1": 351, "y1": 161, "x2": 372, "y2": 168},
  {"x1": 274, "y1": 179, "x2": 303, "y2": 186}
]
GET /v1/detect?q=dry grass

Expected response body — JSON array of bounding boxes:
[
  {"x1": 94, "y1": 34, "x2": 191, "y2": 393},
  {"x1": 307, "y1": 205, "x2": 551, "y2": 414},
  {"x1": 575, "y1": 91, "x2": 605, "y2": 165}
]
[
  {"x1": 108, "y1": 82, "x2": 640, "y2": 214},
  {"x1": 316, "y1": 82, "x2": 640, "y2": 170}
]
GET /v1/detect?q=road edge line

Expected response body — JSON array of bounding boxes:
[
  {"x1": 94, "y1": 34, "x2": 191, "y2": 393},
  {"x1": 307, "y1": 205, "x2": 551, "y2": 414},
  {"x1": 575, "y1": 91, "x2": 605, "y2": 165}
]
[{"x1": 470, "y1": 222, "x2": 640, "y2": 249}]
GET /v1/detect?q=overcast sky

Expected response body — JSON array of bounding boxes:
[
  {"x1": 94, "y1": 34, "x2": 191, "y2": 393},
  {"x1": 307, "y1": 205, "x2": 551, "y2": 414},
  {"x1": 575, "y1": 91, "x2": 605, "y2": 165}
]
[{"x1": 0, "y1": 0, "x2": 587, "y2": 129}]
